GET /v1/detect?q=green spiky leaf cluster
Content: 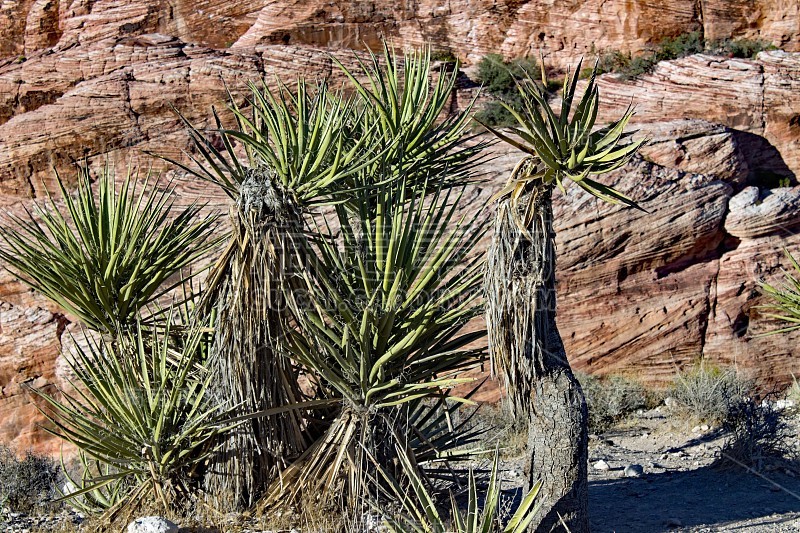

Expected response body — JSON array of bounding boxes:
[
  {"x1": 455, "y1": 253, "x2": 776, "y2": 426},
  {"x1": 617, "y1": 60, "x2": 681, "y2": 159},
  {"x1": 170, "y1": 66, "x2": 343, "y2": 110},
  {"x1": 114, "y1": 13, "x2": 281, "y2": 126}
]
[
  {"x1": 479, "y1": 60, "x2": 646, "y2": 213},
  {"x1": 0, "y1": 167, "x2": 218, "y2": 334},
  {"x1": 262, "y1": 180, "x2": 486, "y2": 505},
  {"x1": 173, "y1": 45, "x2": 486, "y2": 208},
  {"x1": 32, "y1": 314, "x2": 234, "y2": 517},
  {"x1": 336, "y1": 44, "x2": 487, "y2": 190},
  {"x1": 172, "y1": 79, "x2": 369, "y2": 205},
  {"x1": 290, "y1": 182, "x2": 484, "y2": 409},
  {"x1": 758, "y1": 249, "x2": 800, "y2": 334},
  {"x1": 382, "y1": 449, "x2": 543, "y2": 533}
]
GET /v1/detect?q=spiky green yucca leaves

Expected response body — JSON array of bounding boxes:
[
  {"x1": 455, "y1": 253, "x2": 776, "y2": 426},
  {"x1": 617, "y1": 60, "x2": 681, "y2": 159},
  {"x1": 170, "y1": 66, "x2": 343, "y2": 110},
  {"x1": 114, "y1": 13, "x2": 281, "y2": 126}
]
[
  {"x1": 263, "y1": 181, "x2": 486, "y2": 509},
  {"x1": 758, "y1": 249, "x2": 800, "y2": 334},
  {"x1": 174, "y1": 79, "x2": 368, "y2": 205},
  {"x1": 177, "y1": 46, "x2": 483, "y2": 206},
  {"x1": 294, "y1": 182, "x2": 484, "y2": 408},
  {"x1": 479, "y1": 60, "x2": 646, "y2": 221},
  {"x1": 382, "y1": 449, "x2": 543, "y2": 533},
  {"x1": 336, "y1": 44, "x2": 486, "y2": 191},
  {"x1": 32, "y1": 315, "x2": 232, "y2": 520},
  {"x1": 0, "y1": 167, "x2": 216, "y2": 334}
]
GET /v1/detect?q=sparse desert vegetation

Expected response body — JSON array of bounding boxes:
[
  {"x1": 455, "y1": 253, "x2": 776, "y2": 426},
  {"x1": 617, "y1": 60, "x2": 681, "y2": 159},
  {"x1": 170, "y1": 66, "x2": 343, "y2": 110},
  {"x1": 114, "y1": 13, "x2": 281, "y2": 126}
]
[
  {"x1": 595, "y1": 32, "x2": 776, "y2": 80},
  {"x1": 474, "y1": 32, "x2": 781, "y2": 127}
]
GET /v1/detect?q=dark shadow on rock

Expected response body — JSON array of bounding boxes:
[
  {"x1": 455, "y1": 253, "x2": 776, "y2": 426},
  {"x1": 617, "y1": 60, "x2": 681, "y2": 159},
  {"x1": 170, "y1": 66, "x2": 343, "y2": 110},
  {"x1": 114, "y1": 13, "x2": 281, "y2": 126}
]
[
  {"x1": 588, "y1": 463, "x2": 800, "y2": 532},
  {"x1": 731, "y1": 130, "x2": 796, "y2": 187}
]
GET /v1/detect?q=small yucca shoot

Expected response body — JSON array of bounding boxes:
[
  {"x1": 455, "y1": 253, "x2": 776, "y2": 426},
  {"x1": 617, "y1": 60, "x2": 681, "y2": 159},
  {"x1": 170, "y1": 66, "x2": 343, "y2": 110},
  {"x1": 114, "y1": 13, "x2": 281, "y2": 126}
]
[
  {"x1": 381, "y1": 448, "x2": 543, "y2": 533},
  {"x1": 478, "y1": 59, "x2": 646, "y2": 226},
  {"x1": 31, "y1": 313, "x2": 234, "y2": 521},
  {"x1": 758, "y1": 249, "x2": 800, "y2": 334}
]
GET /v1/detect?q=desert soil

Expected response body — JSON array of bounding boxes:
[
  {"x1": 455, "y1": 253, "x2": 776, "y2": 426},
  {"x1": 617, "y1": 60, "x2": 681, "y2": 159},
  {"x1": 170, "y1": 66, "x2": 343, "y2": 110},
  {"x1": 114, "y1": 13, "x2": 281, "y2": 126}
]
[{"x1": 577, "y1": 407, "x2": 798, "y2": 532}]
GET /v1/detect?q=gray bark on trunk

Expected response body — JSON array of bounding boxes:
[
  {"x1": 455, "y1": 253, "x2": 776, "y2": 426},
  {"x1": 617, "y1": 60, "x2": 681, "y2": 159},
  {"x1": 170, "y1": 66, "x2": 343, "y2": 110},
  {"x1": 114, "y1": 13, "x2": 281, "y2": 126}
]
[
  {"x1": 203, "y1": 172, "x2": 310, "y2": 509},
  {"x1": 485, "y1": 176, "x2": 589, "y2": 532}
]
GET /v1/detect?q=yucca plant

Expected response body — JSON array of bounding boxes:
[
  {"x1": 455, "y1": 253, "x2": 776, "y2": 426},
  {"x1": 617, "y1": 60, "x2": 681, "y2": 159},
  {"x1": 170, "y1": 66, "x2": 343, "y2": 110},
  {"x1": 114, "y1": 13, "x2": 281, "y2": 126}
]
[
  {"x1": 0, "y1": 166, "x2": 217, "y2": 335},
  {"x1": 170, "y1": 46, "x2": 486, "y2": 508},
  {"x1": 31, "y1": 313, "x2": 233, "y2": 523},
  {"x1": 479, "y1": 60, "x2": 645, "y2": 225},
  {"x1": 480, "y1": 61, "x2": 645, "y2": 532},
  {"x1": 260, "y1": 180, "x2": 486, "y2": 514},
  {"x1": 382, "y1": 449, "x2": 543, "y2": 533},
  {"x1": 758, "y1": 249, "x2": 800, "y2": 334},
  {"x1": 167, "y1": 76, "x2": 378, "y2": 508}
]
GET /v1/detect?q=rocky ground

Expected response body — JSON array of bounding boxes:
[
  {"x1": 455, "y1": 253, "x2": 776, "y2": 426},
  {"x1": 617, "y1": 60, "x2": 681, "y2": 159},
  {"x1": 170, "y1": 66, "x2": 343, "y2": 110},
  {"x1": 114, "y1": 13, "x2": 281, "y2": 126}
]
[
  {"x1": 3, "y1": 405, "x2": 798, "y2": 532},
  {"x1": 583, "y1": 406, "x2": 800, "y2": 532}
]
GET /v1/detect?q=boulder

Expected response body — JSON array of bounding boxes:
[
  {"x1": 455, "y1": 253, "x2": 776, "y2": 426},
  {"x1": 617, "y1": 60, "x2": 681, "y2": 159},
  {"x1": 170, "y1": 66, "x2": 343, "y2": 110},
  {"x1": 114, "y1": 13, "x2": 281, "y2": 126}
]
[{"x1": 126, "y1": 516, "x2": 179, "y2": 533}]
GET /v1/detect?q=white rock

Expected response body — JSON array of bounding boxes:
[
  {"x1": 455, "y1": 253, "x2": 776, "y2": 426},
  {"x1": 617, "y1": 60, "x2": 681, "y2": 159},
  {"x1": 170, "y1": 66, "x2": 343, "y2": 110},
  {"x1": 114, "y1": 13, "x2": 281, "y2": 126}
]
[
  {"x1": 127, "y1": 516, "x2": 178, "y2": 533},
  {"x1": 61, "y1": 482, "x2": 77, "y2": 496},
  {"x1": 663, "y1": 397, "x2": 677, "y2": 408},
  {"x1": 692, "y1": 425, "x2": 702, "y2": 433},
  {"x1": 775, "y1": 399, "x2": 796, "y2": 410},
  {"x1": 700, "y1": 424, "x2": 710, "y2": 431},
  {"x1": 624, "y1": 464, "x2": 644, "y2": 478},
  {"x1": 593, "y1": 459, "x2": 611, "y2": 471}
]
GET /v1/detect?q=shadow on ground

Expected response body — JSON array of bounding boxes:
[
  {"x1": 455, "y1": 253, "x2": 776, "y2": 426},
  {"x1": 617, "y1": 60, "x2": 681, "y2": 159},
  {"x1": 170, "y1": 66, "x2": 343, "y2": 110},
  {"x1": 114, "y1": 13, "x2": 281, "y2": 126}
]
[{"x1": 589, "y1": 463, "x2": 800, "y2": 532}]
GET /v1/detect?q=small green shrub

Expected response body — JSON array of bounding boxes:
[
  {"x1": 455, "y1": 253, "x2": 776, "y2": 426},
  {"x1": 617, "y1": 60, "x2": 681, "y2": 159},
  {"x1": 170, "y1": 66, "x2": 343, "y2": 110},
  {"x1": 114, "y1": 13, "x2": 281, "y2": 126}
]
[
  {"x1": 577, "y1": 373, "x2": 647, "y2": 432},
  {"x1": 670, "y1": 362, "x2": 754, "y2": 424},
  {"x1": 710, "y1": 38, "x2": 776, "y2": 59},
  {"x1": 0, "y1": 446, "x2": 60, "y2": 513},
  {"x1": 430, "y1": 48, "x2": 458, "y2": 63},
  {"x1": 474, "y1": 54, "x2": 538, "y2": 127},
  {"x1": 597, "y1": 32, "x2": 775, "y2": 80},
  {"x1": 476, "y1": 54, "x2": 537, "y2": 94},
  {"x1": 718, "y1": 397, "x2": 793, "y2": 470},
  {"x1": 597, "y1": 50, "x2": 631, "y2": 74},
  {"x1": 655, "y1": 31, "x2": 704, "y2": 61},
  {"x1": 601, "y1": 31, "x2": 703, "y2": 80}
]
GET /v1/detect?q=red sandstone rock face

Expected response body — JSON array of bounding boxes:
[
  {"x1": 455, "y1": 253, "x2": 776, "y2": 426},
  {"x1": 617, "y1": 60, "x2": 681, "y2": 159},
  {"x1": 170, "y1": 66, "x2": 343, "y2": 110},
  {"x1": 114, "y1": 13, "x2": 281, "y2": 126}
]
[
  {"x1": 4, "y1": 0, "x2": 798, "y2": 68},
  {"x1": 0, "y1": 0, "x2": 270, "y2": 58},
  {"x1": 588, "y1": 52, "x2": 800, "y2": 178},
  {"x1": 0, "y1": 0, "x2": 799, "y2": 453},
  {"x1": 230, "y1": 0, "x2": 799, "y2": 66}
]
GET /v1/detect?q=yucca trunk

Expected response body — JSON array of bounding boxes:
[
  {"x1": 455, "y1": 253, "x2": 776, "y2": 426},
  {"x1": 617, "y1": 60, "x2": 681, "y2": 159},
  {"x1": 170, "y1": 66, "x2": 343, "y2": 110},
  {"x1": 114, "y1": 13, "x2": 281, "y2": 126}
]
[
  {"x1": 485, "y1": 181, "x2": 589, "y2": 532},
  {"x1": 204, "y1": 171, "x2": 310, "y2": 509}
]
